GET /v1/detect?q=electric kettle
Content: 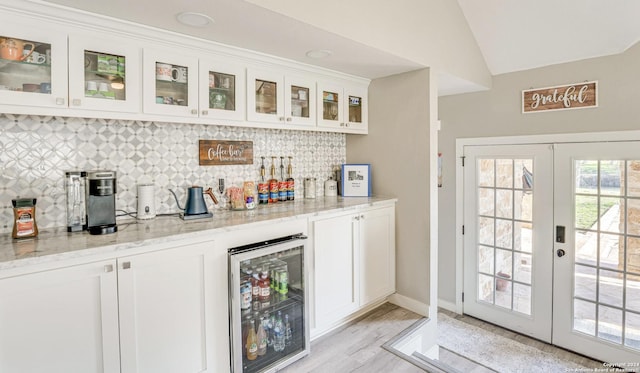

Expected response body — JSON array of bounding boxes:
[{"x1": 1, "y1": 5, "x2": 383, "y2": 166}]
[{"x1": 169, "y1": 186, "x2": 218, "y2": 220}]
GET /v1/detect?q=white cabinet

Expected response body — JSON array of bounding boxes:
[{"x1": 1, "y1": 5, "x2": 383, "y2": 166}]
[
  {"x1": 0, "y1": 240, "x2": 222, "y2": 373},
  {"x1": 68, "y1": 32, "x2": 141, "y2": 113},
  {"x1": 143, "y1": 48, "x2": 199, "y2": 117},
  {"x1": 199, "y1": 58, "x2": 246, "y2": 121},
  {"x1": 118, "y1": 242, "x2": 217, "y2": 373},
  {"x1": 317, "y1": 82, "x2": 368, "y2": 132},
  {"x1": 311, "y1": 204, "x2": 395, "y2": 334},
  {"x1": 0, "y1": 19, "x2": 68, "y2": 108},
  {"x1": 312, "y1": 212, "x2": 359, "y2": 331},
  {"x1": 247, "y1": 68, "x2": 316, "y2": 126},
  {"x1": 359, "y1": 206, "x2": 396, "y2": 306},
  {"x1": 0, "y1": 259, "x2": 120, "y2": 373}
]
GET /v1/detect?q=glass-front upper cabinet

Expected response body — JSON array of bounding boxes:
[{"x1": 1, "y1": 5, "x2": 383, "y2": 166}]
[
  {"x1": 199, "y1": 59, "x2": 245, "y2": 121},
  {"x1": 68, "y1": 33, "x2": 141, "y2": 113},
  {"x1": 0, "y1": 21, "x2": 68, "y2": 108},
  {"x1": 317, "y1": 82, "x2": 367, "y2": 131},
  {"x1": 247, "y1": 69, "x2": 315, "y2": 126},
  {"x1": 247, "y1": 69, "x2": 284, "y2": 124},
  {"x1": 142, "y1": 48, "x2": 198, "y2": 117},
  {"x1": 284, "y1": 76, "x2": 315, "y2": 127}
]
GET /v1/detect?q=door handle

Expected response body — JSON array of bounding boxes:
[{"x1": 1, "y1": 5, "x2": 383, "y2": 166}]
[{"x1": 557, "y1": 249, "x2": 566, "y2": 258}]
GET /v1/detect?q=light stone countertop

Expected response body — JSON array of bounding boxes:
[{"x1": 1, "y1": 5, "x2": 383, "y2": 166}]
[{"x1": 0, "y1": 196, "x2": 396, "y2": 272}]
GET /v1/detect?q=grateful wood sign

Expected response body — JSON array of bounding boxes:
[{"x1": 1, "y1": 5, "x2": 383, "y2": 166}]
[
  {"x1": 522, "y1": 81, "x2": 597, "y2": 113},
  {"x1": 199, "y1": 140, "x2": 253, "y2": 165}
]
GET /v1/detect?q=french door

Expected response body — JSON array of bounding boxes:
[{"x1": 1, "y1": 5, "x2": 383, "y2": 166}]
[
  {"x1": 554, "y1": 142, "x2": 640, "y2": 362},
  {"x1": 464, "y1": 141, "x2": 640, "y2": 363},
  {"x1": 463, "y1": 144, "x2": 554, "y2": 342}
]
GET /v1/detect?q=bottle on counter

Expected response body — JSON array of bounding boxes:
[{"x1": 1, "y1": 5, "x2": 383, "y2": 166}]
[
  {"x1": 268, "y1": 156, "x2": 279, "y2": 204},
  {"x1": 12, "y1": 198, "x2": 38, "y2": 239},
  {"x1": 279, "y1": 156, "x2": 287, "y2": 202},
  {"x1": 258, "y1": 157, "x2": 269, "y2": 205},
  {"x1": 246, "y1": 319, "x2": 258, "y2": 360},
  {"x1": 287, "y1": 156, "x2": 295, "y2": 201}
]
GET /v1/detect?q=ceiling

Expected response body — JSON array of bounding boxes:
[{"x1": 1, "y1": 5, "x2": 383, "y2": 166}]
[{"x1": 37, "y1": 0, "x2": 640, "y2": 95}]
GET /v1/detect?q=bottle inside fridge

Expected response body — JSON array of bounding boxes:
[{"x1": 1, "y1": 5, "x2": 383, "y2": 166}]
[{"x1": 229, "y1": 234, "x2": 308, "y2": 373}]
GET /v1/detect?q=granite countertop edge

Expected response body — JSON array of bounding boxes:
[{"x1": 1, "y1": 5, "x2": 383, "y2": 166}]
[{"x1": 0, "y1": 196, "x2": 397, "y2": 272}]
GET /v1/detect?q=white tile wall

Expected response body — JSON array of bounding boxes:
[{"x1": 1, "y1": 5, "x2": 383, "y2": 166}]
[{"x1": 0, "y1": 114, "x2": 346, "y2": 233}]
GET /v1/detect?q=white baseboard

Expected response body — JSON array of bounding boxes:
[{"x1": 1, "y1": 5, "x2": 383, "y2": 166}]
[
  {"x1": 388, "y1": 293, "x2": 429, "y2": 317},
  {"x1": 437, "y1": 298, "x2": 457, "y2": 313}
]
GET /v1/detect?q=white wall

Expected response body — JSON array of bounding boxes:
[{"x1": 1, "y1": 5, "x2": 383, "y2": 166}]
[
  {"x1": 245, "y1": 0, "x2": 491, "y2": 89},
  {"x1": 347, "y1": 68, "x2": 436, "y2": 312},
  {"x1": 437, "y1": 41, "x2": 640, "y2": 305}
]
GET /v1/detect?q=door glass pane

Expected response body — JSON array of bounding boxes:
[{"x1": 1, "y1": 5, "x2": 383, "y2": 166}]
[
  {"x1": 322, "y1": 90, "x2": 339, "y2": 121},
  {"x1": 155, "y1": 61, "x2": 188, "y2": 106},
  {"x1": 475, "y1": 157, "x2": 533, "y2": 315},
  {"x1": 208, "y1": 71, "x2": 235, "y2": 111},
  {"x1": 348, "y1": 95, "x2": 362, "y2": 123},
  {"x1": 84, "y1": 50, "x2": 125, "y2": 100},
  {"x1": 290, "y1": 85, "x2": 309, "y2": 118},
  {"x1": 0, "y1": 36, "x2": 51, "y2": 94},
  {"x1": 255, "y1": 79, "x2": 277, "y2": 114},
  {"x1": 572, "y1": 160, "x2": 640, "y2": 350}
]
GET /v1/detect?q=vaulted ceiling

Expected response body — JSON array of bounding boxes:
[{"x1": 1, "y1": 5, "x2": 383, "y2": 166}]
[{"x1": 34, "y1": 0, "x2": 640, "y2": 95}]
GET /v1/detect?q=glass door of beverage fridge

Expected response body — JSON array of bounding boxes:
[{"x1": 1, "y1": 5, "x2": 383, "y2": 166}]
[{"x1": 228, "y1": 234, "x2": 309, "y2": 373}]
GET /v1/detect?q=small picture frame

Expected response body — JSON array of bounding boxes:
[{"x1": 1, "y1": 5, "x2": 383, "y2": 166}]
[{"x1": 342, "y1": 164, "x2": 371, "y2": 197}]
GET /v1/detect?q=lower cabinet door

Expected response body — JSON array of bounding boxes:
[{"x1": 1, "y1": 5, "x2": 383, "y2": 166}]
[
  {"x1": 0, "y1": 260, "x2": 120, "y2": 373},
  {"x1": 118, "y1": 242, "x2": 216, "y2": 373},
  {"x1": 359, "y1": 206, "x2": 396, "y2": 306},
  {"x1": 312, "y1": 213, "x2": 359, "y2": 331}
]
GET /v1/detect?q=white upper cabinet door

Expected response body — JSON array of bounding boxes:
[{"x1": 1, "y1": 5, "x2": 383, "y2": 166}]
[
  {"x1": 142, "y1": 48, "x2": 199, "y2": 117},
  {"x1": 0, "y1": 19, "x2": 68, "y2": 108},
  {"x1": 343, "y1": 85, "x2": 368, "y2": 132},
  {"x1": 246, "y1": 68, "x2": 285, "y2": 124},
  {"x1": 68, "y1": 32, "x2": 141, "y2": 113},
  {"x1": 199, "y1": 58, "x2": 245, "y2": 121},
  {"x1": 316, "y1": 82, "x2": 345, "y2": 129},
  {"x1": 285, "y1": 75, "x2": 316, "y2": 127}
]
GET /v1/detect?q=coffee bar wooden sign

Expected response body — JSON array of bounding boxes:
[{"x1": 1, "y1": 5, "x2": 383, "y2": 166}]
[
  {"x1": 522, "y1": 81, "x2": 597, "y2": 113},
  {"x1": 199, "y1": 140, "x2": 253, "y2": 165}
]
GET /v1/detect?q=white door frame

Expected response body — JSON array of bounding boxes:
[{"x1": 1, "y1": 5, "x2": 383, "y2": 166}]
[{"x1": 454, "y1": 130, "x2": 640, "y2": 315}]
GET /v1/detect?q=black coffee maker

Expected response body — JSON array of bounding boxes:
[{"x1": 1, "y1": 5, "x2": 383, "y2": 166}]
[{"x1": 86, "y1": 171, "x2": 118, "y2": 235}]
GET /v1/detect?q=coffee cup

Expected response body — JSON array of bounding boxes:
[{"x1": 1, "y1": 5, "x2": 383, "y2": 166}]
[
  {"x1": 298, "y1": 89, "x2": 307, "y2": 101},
  {"x1": 26, "y1": 51, "x2": 46, "y2": 64},
  {"x1": 40, "y1": 82, "x2": 51, "y2": 94},
  {"x1": 98, "y1": 82, "x2": 109, "y2": 93},
  {"x1": 22, "y1": 83, "x2": 40, "y2": 93},
  {"x1": 156, "y1": 62, "x2": 172, "y2": 81},
  {"x1": 171, "y1": 66, "x2": 187, "y2": 83},
  {"x1": 0, "y1": 38, "x2": 35, "y2": 61},
  {"x1": 156, "y1": 96, "x2": 164, "y2": 104},
  {"x1": 163, "y1": 96, "x2": 173, "y2": 105}
]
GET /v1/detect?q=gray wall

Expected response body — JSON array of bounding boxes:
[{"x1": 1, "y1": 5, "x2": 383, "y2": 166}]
[
  {"x1": 438, "y1": 42, "x2": 640, "y2": 304},
  {"x1": 347, "y1": 68, "x2": 433, "y2": 308}
]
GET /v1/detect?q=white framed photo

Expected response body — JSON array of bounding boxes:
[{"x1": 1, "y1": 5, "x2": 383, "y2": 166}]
[{"x1": 342, "y1": 164, "x2": 371, "y2": 197}]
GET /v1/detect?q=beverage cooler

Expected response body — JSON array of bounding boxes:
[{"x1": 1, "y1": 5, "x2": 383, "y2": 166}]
[{"x1": 228, "y1": 234, "x2": 309, "y2": 373}]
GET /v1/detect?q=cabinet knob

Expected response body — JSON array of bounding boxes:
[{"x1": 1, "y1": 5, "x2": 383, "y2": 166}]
[
  {"x1": 202, "y1": 110, "x2": 208, "y2": 115},
  {"x1": 191, "y1": 109, "x2": 198, "y2": 115},
  {"x1": 286, "y1": 117, "x2": 292, "y2": 122},
  {"x1": 104, "y1": 264, "x2": 114, "y2": 273},
  {"x1": 360, "y1": 214, "x2": 365, "y2": 219},
  {"x1": 122, "y1": 262, "x2": 131, "y2": 270},
  {"x1": 354, "y1": 216, "x2": 360, "y2": 221},
  {"x1": 279, "y1": 117, "x2": 285, "y2": 121},
  {"x1": 340, "y1": 123, "x2": 345, "y2": 127},
  {"x1": 56, "y1": 97, "x2": 65, "y2": 105},
  {"x1": 345, "y1": 123, "x2": 350, "y2": 127},
  {"x1": 72, "y1": 99, "x2": 81, "y2": 106}
]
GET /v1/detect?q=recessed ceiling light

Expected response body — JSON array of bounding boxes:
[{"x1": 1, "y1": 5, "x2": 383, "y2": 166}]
[
  {"x1": 305, "y1": 49, "x2": 333, "y2": 59},
  {"x1": 176, "y1": 12, "x2": 214, "y2": 27}
]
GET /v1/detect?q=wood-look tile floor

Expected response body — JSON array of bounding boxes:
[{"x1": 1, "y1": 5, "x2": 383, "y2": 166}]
[
  {"x1": 280, "y1": 303, "x2": 426, "y2": 373},
  {"x1": 281, "y1": 303, "x2": 605, "y2": 373}
]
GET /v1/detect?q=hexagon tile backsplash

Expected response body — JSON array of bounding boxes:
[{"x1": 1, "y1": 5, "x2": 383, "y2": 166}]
[{"x1": 0, "y1": 114, "x2": 346, "y2": 234}]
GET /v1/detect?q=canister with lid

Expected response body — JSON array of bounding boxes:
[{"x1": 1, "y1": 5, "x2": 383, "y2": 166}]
[{"x1": 304, "y1": 178, "x2": 316, "y2": 199}]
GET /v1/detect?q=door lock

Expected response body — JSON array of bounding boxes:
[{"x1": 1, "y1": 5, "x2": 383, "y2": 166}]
[{"x1": 557, "y1": 249, "x2": 566, "y2": 258}]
